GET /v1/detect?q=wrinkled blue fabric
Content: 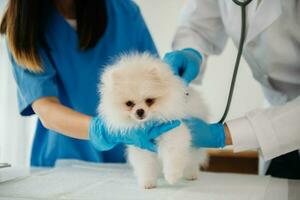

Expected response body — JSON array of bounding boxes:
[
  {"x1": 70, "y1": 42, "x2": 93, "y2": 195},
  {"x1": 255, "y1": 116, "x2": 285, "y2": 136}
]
[{"x1": 9, "y1": 0, "x2": 157, "y2": 166}]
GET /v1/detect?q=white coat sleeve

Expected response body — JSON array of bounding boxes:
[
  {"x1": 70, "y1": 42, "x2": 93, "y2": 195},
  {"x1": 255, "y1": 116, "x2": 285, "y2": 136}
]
[
  {"x1": 227, "y1": 96, "x2": 300, "y2": 161},
  {"x1": 172, "y1": 0, "x2": 228, "y2": 55},
  {"x1": 172, "y1": 0, "x2": 228, "y2": 83}
]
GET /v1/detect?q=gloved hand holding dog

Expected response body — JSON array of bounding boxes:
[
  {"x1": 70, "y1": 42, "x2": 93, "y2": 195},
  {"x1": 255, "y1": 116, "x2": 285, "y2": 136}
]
[
  {"x1": 164, "y1": 48, "x2": 228, "y2": 149},
  {"x1": 89, "y1": 117, "x2": 181, "y2": 152},
  {"x1": 184, "y1": 118, "x2": 227, "y2": 148}
]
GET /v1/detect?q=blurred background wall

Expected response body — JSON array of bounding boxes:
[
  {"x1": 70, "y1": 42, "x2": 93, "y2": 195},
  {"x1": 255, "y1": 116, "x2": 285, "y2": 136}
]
[
  {"x1": 0, "y1": 0, "x2": 36, "y2": 167},
  {"x1": 0, "y1": 0, "x2": 264, "y2": 167}
]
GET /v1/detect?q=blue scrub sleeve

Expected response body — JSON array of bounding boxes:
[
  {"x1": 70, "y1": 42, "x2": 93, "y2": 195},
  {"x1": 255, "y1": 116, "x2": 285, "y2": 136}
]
[
  {"x1": 9, "y1": 47, "x2": 59, "y2": 116},
  {"x1": 133, "y1": 6, "x2": 159, "y2": 56}
]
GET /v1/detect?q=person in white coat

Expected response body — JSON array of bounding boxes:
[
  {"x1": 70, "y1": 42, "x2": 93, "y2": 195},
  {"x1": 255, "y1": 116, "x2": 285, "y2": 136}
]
[{"x1": 163, "y1": 0, "x2": 300, "y2": 179}]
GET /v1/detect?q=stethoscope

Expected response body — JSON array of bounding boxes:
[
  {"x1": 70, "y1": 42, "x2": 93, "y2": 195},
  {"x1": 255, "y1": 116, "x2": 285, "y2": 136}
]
[{"x1": 218, "y1": 0, "x2": 254, "y2": 123}]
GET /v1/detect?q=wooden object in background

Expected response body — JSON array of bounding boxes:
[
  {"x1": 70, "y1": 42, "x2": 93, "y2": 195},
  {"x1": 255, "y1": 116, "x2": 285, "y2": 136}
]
[{"x1": 202, "y1": 149, "x2": 259, "y2": 174}]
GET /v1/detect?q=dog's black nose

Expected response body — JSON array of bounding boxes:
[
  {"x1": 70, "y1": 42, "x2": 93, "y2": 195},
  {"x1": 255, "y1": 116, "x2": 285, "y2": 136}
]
[{"x1": 136, "y1": 109, "x2": 145, "y2": 118}]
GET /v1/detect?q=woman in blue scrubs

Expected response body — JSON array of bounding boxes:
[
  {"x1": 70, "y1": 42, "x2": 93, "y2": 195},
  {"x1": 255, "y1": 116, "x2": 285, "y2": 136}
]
[{"x1": 0, "y1": 0, "x2": 179, "y2": 167}]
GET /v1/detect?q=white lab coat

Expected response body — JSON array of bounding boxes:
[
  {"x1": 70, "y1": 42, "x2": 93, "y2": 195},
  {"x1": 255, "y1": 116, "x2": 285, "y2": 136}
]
[{"x1": 173, "y1": 0, "x2": 300, "y2": 160}]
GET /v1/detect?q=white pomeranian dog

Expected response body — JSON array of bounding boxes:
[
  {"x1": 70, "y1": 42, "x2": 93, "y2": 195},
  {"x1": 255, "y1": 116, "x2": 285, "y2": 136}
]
[{"x1": 99, "y1": 53, "x2": 209, "y2": 189}]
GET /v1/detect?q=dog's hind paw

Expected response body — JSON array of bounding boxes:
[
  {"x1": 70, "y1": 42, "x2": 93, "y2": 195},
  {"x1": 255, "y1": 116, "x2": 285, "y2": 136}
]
[
  {"x1": 164, "y1": 170, "x2": 183, "y2": 185},
  {"x1": 185, "y1": 175, "x2": 198, "y2": 181},
  {"x1": 184, "y1": 171, "x2": 199, "y2": 181}
]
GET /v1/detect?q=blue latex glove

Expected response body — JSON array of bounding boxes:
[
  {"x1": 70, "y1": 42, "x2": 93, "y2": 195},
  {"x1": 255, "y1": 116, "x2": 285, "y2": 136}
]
[
  {"x1": 184, "y1": 118, "x2": 225, "y2": 148},
  {"x1": 163, "y1": 48, "x2": 202, "y2": 84},
  {"x1": 89, "y1": 117, "x2": 181, "y2": 152}
]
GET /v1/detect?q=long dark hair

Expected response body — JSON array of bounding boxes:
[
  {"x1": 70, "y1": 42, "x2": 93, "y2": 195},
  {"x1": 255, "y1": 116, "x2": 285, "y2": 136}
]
[{"x1": 0, "y1": 0, "x2": 107, "y2": 72}]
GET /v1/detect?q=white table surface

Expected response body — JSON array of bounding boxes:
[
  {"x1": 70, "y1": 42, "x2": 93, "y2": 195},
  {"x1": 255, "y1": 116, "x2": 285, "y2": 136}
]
[{"x1": 0, "y1": 160, "x2": 299, "y2": 200}]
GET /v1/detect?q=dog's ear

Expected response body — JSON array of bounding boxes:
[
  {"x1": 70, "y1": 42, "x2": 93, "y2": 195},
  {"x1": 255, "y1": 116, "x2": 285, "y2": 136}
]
[
  {"x1": 102, "y1": 68, "x2": 121, "y2": 86},
  {"x1": 148, "y1": 66, "x2": 163, "y2": 82},
  {"x1": 111, "y1": 70, "x2": 121, "y2": 82},
  {"x1": 149, "y1": 66, "x2": 158, "y2": 75}
]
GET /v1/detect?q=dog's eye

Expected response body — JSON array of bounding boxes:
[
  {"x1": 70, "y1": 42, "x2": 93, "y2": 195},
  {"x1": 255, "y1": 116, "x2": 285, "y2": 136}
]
[
  {"x1": 125, "y1": 101, "x2": 135, "y2": 107},
  {"x1": 145, "y1": 98, "x2": 155, "y2": 106}
]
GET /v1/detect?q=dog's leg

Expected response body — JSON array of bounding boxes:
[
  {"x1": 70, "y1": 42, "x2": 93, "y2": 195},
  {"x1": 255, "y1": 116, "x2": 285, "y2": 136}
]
[
  {"x1": 127, "y1": 146, "x2": 159, "y2": 189},
  {"x1": 183, "y1": 148, "x2": 201, "y2": 180},
  {"x1": 158, "y1": 124, "x2": 191, "y2": 184},
  {"x1": 184, "y1": 148, "x2": 209, "y2": 180}
]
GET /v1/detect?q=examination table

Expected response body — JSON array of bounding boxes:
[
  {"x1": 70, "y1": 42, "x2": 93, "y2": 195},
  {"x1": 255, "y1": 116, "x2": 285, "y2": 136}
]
[{"x1": 0, "y1": 160, "x2": 299, "y2": 200}]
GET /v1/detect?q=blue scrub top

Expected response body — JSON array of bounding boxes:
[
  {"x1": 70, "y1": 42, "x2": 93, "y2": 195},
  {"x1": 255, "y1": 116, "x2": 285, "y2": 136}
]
[{"x1": 9, "y1": 0, "x2": 158, "y2": 167}]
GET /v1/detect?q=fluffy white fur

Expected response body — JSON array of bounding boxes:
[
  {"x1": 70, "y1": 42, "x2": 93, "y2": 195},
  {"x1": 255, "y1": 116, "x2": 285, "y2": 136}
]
[{"x1": 99, "y1": 53, "x2": 208, "y2": 189}]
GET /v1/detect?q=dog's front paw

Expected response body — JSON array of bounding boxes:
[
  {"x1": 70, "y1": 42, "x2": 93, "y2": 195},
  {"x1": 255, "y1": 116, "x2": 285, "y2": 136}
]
[
  {"x1": 144, "y1": 183, "x2": 157, "y2": 189},
  {"x1": 139, "y1": 179, "x2": 157, "y2": 189},
  {"x1": 164, "y1": 170, "x2": 183, "y2": 184}
]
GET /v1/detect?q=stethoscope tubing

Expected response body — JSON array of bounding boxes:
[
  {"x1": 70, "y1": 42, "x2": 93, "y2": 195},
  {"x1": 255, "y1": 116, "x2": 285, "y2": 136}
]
[
  {"x1": 232, "y1": 0, "x2": 253, "y2": 6},
  {"x1": 217, "y1": 0, "x2": 253, "y2": 123}
]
